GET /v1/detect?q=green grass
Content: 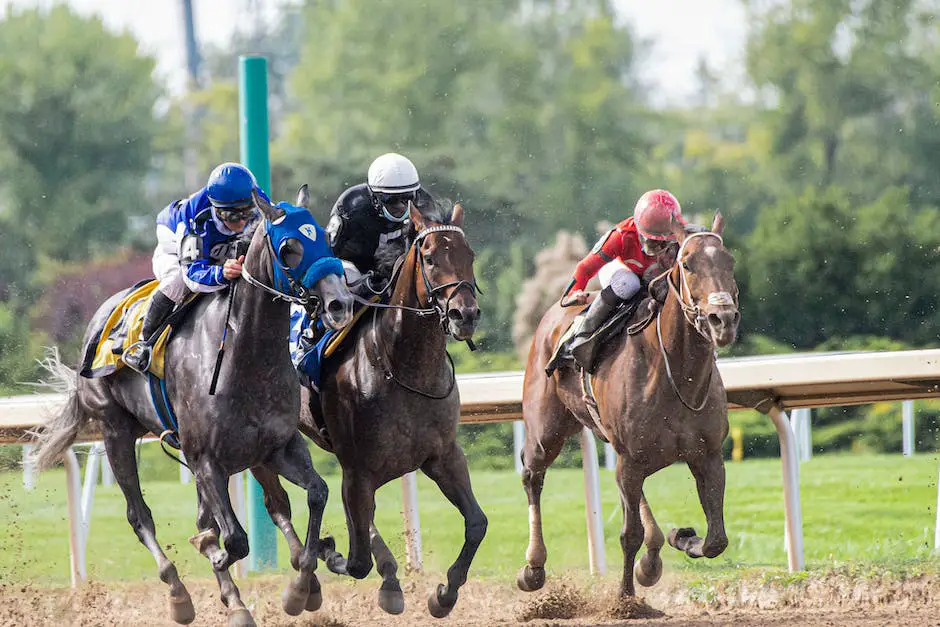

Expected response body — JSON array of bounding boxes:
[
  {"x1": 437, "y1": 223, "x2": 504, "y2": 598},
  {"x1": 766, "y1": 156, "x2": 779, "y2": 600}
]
[{"x1": 1, "y1": 453, "x2": 937, "y2": 586}]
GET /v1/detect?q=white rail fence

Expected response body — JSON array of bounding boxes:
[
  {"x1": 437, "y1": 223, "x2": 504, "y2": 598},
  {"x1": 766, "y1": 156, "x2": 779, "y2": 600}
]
[{"x1": 3, "y1": 350, "x2": 940, "y2": 585}]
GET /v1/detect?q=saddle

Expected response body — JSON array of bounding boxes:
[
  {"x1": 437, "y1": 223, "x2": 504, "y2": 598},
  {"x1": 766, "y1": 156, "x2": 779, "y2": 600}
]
[{"x1": 545, "y1": 294, "x2": 658, "y2": 376}]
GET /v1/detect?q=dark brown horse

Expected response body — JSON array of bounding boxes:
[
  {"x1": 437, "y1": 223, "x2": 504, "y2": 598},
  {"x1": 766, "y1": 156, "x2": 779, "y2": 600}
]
[
  {"x1": 517, "y1": 214, "x2": 739, "y2": 605},
  {"x1": 256, "y1": 200, "x2": 487, "y2": 618}
]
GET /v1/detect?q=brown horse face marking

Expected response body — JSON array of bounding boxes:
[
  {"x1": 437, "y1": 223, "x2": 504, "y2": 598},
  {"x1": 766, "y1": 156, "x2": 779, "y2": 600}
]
[
  {"x1": 411, "y1": 203, "x2": 481, "y2": 341},
  {"x1": 672, "y1": 214, "x2": 740, "y2": 347}
]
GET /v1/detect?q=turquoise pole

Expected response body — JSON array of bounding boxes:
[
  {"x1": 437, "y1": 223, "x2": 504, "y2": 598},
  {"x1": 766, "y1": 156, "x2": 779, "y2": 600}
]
[{"x1": 238, "y1": 55, "x2": 279, "y2": 571}]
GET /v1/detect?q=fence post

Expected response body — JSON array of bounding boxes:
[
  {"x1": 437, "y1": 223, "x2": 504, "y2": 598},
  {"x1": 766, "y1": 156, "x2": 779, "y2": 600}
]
[
  {"x1": 580, "y1": 428, "x2": 607, "y2": 575},
  {"x1": 513, "y1": 421, "x2": 525, "y2": 474},
  {"x1": 603, "y1": 442, "x2": 616, "y2": 471},
  {"x1": 239, "y1": 54, "x2": 279, "y2": 571},
  {"x1": 902, "y1": 400, "x2": 915, "y2": 457}
]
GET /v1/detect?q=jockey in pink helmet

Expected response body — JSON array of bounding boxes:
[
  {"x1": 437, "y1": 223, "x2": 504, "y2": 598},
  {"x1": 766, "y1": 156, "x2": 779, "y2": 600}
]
[{"x1": 563, "y1": 189, "x2": 685, "y2": 350}]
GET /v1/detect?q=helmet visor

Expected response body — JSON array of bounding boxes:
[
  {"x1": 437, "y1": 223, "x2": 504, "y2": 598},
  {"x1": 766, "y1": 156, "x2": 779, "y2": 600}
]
[{"x1": 639, "y1": 233, "x2": 671, "y2": 256}]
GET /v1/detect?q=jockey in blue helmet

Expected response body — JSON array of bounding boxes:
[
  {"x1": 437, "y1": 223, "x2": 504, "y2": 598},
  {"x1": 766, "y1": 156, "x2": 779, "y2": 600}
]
[{"x1": 122, "y1": 162, "x2": 271, "y2": 372}]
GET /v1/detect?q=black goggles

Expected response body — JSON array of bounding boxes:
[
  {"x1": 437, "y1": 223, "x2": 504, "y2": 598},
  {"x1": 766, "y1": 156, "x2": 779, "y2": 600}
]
[
  {"x1": 216, "y1": 204, "x2": 255, "y2": 222},
  {"x1": 375, "y1": 191, "x2": 416, "y2": 206}
]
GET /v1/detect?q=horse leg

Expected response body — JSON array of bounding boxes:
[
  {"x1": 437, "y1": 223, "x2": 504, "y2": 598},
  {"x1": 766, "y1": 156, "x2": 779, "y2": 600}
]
[
  {"x1": 190, "y1": 490, "x2": 255, "y2": 627},
  {"x1": 669, "y1": 452, "x2": 728, "y2": 559},
  {"x1": 249, "y1": 466, "x2": 304, "y2": 570},
  {"x1": 191, "y1": 461, "x2": 250, "y2": 571},
  {"x1": 421, "y1": 445, "x2": 488, "y2": 618},
  {"x1": 615, "y1": 460, "x2": 646, "y2": 599},
  {"x1": 331, "y1": 471, "x2": 376, "y2": 580},
  {"x1": 102, "y1": 425, "x2": 194, "y2": 624},
  {"x1": 517, "y1": 405, "x2": 580, "y2": 592},
  {"x1": 370, "y1": 522, "x2": 405, "y2": 615},
  {"x1": 261, "y1": 432, "x2": 332, "y2": 616},
  {"x1": 634, "y1": 491, "x2": 666, "y2": 587}
]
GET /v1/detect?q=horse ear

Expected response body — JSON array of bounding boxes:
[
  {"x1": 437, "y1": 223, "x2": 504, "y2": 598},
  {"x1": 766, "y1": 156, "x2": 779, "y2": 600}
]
[
  {"x1": 296, "y1": 184, "x2": 310, "y2": 209},
  {"x1": 253, "y1": 189, "x2": 285, "y2": 222},
  {"x1": 409, "y1": 201, "x2": 425, "y2": 230},
  {"x1": 711, "y1": 210, "x2": 725, "y2": 236},
  {"x1": 450, "y1": 202, "x2": 464, "y2": 227},
  {"x1": 669, "y1": 218, "x2": 687, "y2": 244}
]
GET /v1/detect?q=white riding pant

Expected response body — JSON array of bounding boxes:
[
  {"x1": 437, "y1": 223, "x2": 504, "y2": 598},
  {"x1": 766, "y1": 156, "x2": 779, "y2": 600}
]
[{"x1": 597, "y1": 259, "x2": 642, "y2": 301}]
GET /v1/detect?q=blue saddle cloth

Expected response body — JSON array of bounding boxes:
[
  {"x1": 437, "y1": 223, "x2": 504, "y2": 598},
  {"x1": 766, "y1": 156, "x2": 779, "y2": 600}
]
[{"x1": 289, "y1": 305, "x2": 336, "y2": 391}]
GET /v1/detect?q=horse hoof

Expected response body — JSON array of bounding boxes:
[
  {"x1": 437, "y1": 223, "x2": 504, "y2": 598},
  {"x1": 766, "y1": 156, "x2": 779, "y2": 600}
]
[
  {"x1": 516, "y1": 565, "x2": 546, "y2": 592},
  {"x1": 282, "y1": 577, "x2": 309, "y2": 616},
  {"x1": 305, "y1": 589, "x2": 323, "y2": 612},
  {"x1": 228, "y1": 608, "x2": 256, "y2": 627},
  {"x1": 667, "y1": 527, "x2": 697, "y2": 550},
  {"x1": 168, "y1": 593, "x2": 195, "y2": 625},
  {"x1": 326, "y1": 555, "x2": 347, "y2": 575},
  {"x1": 634, "y1": 553, "x2": 663, "y2": 587},
  {"x1": 427, "y1": 584, "x2": 456, "y2": 619},
  {"x1": 378, "y1": 588, "x2": 405, "y2": 615}
]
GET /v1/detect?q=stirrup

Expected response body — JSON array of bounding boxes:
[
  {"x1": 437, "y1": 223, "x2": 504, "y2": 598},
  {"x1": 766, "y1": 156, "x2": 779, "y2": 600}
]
[{"x1": 121, "y1": 341, "x2": 153, "y2": 374}]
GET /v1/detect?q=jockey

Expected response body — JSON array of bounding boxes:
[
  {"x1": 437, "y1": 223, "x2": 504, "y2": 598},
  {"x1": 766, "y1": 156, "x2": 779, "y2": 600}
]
[
  {"x1": 122, "y1": 162, "x2": 270, "y2": 373},
  {"x1": 325, "y1": 152, "x2": 435, "y2": 294},
  {"x1": 563, "y1": 189, "x2": 685, "y2": 350}
]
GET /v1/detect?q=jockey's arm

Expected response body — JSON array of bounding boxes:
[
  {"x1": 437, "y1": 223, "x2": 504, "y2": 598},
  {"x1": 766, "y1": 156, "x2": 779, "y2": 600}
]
[{"x1": 568, "y1": 228, "x2": 624, "y2": 295}]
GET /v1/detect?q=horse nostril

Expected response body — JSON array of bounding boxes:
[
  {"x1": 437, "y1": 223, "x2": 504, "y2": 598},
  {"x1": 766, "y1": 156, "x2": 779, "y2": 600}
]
[
  {"x1": 447, "y1": 308, "x2": 464, "y2": 322},
  {"x1": 708, "y1": 313, "x2": 722, "y2": 328},
  {"x1": 327, "y1": 299, "x2": 345, "y2": 316}
]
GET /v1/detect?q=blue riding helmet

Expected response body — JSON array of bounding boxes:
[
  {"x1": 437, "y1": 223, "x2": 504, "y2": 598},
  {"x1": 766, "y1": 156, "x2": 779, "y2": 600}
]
[
  {"x1": 207, "y1": 163, "x2": 257, "y2": 209},
  {"x1": 265, "y1": 202, "x2": 345, "y2": 294}
]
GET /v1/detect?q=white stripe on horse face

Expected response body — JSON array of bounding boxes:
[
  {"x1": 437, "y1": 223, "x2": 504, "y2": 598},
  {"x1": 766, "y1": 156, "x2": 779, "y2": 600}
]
[
  {"x1": 707, "y1": 291, "x2": 735, "y2": 306},
  {"x1": 704, "y1": 245, "x2": 718, "y2": 258}
]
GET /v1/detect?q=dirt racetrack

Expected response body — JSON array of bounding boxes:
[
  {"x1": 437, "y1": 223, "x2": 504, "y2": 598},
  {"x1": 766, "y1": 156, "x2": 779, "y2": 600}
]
[{"x1": 1, "y1": 570, "x2": 937, "y2": 627}]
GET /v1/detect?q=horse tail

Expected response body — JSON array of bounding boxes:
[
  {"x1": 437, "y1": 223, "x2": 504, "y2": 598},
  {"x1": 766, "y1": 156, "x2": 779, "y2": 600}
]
[{"x1": 29, "y1": 347, "x2": 89, "y2": 471}]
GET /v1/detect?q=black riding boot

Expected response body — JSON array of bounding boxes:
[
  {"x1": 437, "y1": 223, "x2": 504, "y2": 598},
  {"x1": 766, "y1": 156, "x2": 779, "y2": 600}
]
[
  {"x1": 566, "y1": 286, "x2": 622, "y2": 354},
  {"x1": 122, "y1": 291, "x2": 176, "y2": 373}
]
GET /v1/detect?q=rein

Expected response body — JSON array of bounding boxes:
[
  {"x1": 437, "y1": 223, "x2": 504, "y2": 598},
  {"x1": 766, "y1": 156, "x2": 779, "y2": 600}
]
[{"x1": 648, "y1": 231, "x2": 726, "y2": 412}]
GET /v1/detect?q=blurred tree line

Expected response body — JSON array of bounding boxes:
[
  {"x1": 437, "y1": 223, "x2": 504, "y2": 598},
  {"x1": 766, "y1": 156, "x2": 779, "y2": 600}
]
[{"x1": 0, "y1": 0, "x2": 937, "y2": 458}]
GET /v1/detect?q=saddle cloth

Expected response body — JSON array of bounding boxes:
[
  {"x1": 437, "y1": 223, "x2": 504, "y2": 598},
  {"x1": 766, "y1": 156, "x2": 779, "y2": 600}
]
[
  {"x1": 80, "y1": 279, "x2": 172, "y2": 379},
  {"x1": 289, "y1": 295, "x2": 381, "y2": 391}
]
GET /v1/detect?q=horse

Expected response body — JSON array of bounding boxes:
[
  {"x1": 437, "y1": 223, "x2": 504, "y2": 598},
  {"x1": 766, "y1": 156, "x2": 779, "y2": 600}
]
[
  {"x1": 30, "y1": 187, "x2": 355, "y2": 627},
  {"x1": 516, "y1": 213, "x2": 739, "y2": 608},
  {"x1": 254, "y1": 200, "x2": 487, "y2": 618}
]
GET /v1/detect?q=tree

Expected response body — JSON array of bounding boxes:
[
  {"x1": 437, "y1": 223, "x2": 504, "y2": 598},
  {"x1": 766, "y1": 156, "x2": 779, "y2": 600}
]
[
  {"x1": 742, "y1": 185, "x2": 940, "y2": 348},
  {"x1": 0, "y1": 6, "x2": 163, "y2": 273}
]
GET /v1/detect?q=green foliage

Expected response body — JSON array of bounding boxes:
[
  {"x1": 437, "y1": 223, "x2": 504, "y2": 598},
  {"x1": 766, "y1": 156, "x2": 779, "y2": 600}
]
[
  {"x1": 741, "y1": 186, "x2": 940, "y2": 348},
  {"x1": 0, "y1": 6, "x2": 163, "y2": 268}
]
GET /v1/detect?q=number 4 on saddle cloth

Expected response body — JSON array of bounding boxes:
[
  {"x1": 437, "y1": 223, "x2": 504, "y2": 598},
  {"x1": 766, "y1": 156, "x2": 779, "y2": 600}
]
[{"x1": 289, "y1": 295, "x2": 381, "y2": 391}]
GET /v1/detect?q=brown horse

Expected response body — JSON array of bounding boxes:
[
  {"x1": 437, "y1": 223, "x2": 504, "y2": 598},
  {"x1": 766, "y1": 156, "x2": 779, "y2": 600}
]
[
  {"x1": 255, "y1": 200, "x2": 487, "y2": 618},
  {"x1": 517, "y1": 213, "x2": 739, "y2": 604}
]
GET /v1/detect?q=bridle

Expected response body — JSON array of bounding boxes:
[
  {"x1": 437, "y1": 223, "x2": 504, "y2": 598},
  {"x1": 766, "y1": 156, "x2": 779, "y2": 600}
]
[
  {"x1": 239, "y1": 220, "x2": 325, "y2": 315},
  {"x1": 367, "y1": 223, "x2": 480, "y2": 399},
  {"x1": 356, "y1": 224, "x2": 480, "y2": 337},
  {"x1": 648, "y1": 231, "x2": 735, "y2": 412}
]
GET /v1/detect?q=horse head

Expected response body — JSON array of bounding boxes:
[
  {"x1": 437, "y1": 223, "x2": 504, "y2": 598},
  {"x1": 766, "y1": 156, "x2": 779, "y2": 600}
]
[
  {"x1": 407, "y1": 200, "x2": 480, "y2": 341},
  {"x1": 246, "y1": 186, "x2": 355, "y2": 330},
  {"x1": 667, "y1": 212, "x2": 740, "y2": 347}
]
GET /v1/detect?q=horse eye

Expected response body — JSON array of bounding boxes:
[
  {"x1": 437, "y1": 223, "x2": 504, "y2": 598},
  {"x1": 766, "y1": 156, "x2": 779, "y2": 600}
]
[
  {"x1": 681, "y1": 261, "x2": 692, "y2": 272},
  {"x1": 280, "y1": 237, "x2": 304, "y2": 269},
  {"x1": 423, "y1": 254, "x2": 434, "y2": 266}
]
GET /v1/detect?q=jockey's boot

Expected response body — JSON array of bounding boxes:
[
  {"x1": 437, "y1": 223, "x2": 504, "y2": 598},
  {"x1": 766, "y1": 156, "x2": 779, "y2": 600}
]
[
  {"x1": 566, "y1": 287, "x2": 621, "y2": 355},
  {"x1": 122, "y1": 292, "x2": 176, "y2": 374}
]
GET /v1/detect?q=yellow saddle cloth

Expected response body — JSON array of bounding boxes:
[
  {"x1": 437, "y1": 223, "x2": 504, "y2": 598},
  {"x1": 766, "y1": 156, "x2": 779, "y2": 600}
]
[{"x1": 82, "y1": 280, "x2": 172, "y2": 379}]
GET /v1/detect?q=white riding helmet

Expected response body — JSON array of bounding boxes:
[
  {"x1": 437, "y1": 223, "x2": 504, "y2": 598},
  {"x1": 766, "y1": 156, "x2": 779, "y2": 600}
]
[{"x1": 367, "y1": 153, "x2": 420, "y2": 194}]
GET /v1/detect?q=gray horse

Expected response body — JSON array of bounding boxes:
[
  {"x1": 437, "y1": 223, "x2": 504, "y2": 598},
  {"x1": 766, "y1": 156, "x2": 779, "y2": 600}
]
[{"x1": 30, "y1": 187, "x2": 354, "y2": 627}]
